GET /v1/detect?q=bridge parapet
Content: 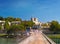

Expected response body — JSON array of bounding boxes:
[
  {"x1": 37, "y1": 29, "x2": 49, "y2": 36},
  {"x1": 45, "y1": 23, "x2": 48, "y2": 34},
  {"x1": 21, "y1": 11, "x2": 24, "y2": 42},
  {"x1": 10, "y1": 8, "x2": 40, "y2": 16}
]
[{"x1": 42, "y1": 33, "x2": 56, "y2": 44}]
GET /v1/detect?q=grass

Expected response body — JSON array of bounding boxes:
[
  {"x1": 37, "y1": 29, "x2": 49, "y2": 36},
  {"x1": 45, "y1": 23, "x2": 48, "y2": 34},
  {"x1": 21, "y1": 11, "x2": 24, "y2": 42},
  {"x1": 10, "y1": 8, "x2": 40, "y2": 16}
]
[
  {"x1": 47, "y1": 34, "x2": 60, "y2": 44},
  {"x1": 47, "y1": 34, "x2": 60, "y2": 39},
  {"x1": 0, "y1": 34, "x2": 7, "y2": 36}
]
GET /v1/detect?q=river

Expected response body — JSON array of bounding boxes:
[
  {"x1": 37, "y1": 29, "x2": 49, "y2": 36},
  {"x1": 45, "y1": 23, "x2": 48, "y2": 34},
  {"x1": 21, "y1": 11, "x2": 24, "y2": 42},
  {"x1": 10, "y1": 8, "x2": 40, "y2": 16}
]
[{"x1": 0, "y1": 38, "x2": 18, "y2": 44}]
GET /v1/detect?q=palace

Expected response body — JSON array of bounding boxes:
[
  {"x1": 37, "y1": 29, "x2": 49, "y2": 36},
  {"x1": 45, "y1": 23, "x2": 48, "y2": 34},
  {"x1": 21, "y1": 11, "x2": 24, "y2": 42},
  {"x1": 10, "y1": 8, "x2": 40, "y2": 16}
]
[{"x1": 31, "y1": 18, "x2": 50, "y2": 28}]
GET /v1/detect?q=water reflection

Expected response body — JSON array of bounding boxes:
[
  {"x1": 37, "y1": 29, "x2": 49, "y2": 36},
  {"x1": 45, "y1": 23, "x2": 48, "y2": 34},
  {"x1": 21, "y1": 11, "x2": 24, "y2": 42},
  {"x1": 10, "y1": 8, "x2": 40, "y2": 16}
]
[{"x1": 0, "y1": 38, "x2": 17, "y2": 44}]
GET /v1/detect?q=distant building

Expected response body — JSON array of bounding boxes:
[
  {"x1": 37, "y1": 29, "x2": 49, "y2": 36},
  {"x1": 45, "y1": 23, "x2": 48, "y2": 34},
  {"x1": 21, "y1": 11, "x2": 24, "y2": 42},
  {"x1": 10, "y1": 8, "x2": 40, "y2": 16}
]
[
  {"x1": 0, "y1": 20, "x2": 21, "y2": 30},
  {"x1": 31, "y1": 18, "x2": 42, "y2": 26},
  {"x1": 31, "y1": 18, "x2": 50, "y2": 29},
  {"x1": 10, "y1": 21, "x2": 21, "y2": 25},
  {"x1": 31, "y1": 18, "x2": 39, "y2": 25},
  {"x1": 0, "y1": 21, "x2": 5, "y2": 30},
  {"x1": 31, "y1": 18, "x2": 38, "y2": 22}
]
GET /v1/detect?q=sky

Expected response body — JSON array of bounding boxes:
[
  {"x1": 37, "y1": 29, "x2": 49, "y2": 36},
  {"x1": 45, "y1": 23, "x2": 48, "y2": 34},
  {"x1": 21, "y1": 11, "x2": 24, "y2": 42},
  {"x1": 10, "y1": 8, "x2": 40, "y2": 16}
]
[{"x1": 0, "y1": 0, "x2": 60, "y2": 23}]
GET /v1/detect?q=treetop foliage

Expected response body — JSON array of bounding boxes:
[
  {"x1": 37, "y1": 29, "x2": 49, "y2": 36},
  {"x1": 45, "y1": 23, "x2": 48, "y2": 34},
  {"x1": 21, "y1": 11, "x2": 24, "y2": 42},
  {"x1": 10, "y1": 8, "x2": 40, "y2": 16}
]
[
  {"x1": 50, "y1": 21, "x2": 60, "y2": 31},
  {"x1": 0, "y1": 16, "x2": 22, "y2": 21}
]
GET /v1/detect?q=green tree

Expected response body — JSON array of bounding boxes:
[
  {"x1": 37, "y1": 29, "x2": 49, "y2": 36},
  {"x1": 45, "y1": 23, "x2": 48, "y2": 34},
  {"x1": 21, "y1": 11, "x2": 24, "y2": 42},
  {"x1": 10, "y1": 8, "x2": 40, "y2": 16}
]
[
  {"x1": 14, "y1": 18, "x2": 22, "y2": 21},
  {"x1": 5, "y1": 17, "x2": 14, "y2": 22},
  {"x1": 7, "y1": 24, "x2": 25, "y2": 35},
  {"x1": 0, "y1": 25, "x2": 2, "y2": 30},
  {"x1": 0, "y1": 16, "x2": 4, "y2": 20},
  {"x1": 50, "y1": 21, "x2": 59, "y2": 31},
  {"x1": 57, "y1": 24, "x2": 60, "y2": 31},
  {"x1": 21, "y1": 21, "x2": 35, "y2": 28},
  {"x1": 5, "y1": 17, "x2": 22, "y2": 22},
  {"x1": 4, "y1": 21, "x2": 10, "y2": 31}
]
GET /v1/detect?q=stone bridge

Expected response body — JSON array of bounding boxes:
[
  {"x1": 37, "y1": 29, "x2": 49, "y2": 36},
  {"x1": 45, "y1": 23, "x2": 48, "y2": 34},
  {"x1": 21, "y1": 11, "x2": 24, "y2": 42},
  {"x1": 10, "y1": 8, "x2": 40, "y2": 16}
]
[{"x1": 18, "y1": 30, "x2": 56, "y2": 44}]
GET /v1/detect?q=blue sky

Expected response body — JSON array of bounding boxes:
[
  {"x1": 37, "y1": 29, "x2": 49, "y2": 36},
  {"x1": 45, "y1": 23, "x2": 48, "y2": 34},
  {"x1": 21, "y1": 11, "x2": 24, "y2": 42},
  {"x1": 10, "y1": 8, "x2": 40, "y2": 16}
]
[{"x1": 0, "y1": 0, "x2": 60, "y2": 22}]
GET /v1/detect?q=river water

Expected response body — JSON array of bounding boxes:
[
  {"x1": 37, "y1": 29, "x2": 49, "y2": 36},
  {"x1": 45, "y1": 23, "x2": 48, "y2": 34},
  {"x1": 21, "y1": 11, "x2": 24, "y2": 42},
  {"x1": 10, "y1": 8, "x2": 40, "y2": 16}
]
[{"x1": 0, "y1": 38, "x2": 18, "y2": 44}]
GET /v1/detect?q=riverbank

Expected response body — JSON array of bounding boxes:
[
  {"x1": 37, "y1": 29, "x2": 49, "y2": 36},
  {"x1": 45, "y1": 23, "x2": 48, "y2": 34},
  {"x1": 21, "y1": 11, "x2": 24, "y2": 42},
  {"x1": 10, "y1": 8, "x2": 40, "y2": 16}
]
[
  {"x1": 0, "y1": 34, "x2": 6, "y2": 36},
  {"x1": 47, "y1": 34, "x2": 60, "y2": 44}
]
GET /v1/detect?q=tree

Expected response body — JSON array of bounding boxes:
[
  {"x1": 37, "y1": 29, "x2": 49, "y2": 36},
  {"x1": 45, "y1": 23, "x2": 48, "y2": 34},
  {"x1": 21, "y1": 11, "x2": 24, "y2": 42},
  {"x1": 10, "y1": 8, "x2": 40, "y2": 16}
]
[
  {"x1": 4, "y1": 21, "x2": 10, "y2": 31},
  {"x1": 27, "y1": 21, "x2": 35, "y2": 27},
  {"x1": 7, "y1": 24, "x2": 25, "y2": 35},
  {"x1": 50, "y1": 21, "x2": 59, "y2": 31},
  {"x1": 14, "y1": 18, "x2": 22, "y2": 21},
  {"x1": 57, "y1": 24, "x2": 60, "y2": 31},
  {"x1": 21, "y1": 21, "x2": 35, "y2": 28},
  {"x1": 0, "y1": 25, "x2": 2, "y2": 30},
  {"x1": 5, "y1": 17, "x2": 14, "y2": 22},
  {"x1": 5, "y1": 17, "x2": 22, "y2": 22},
  {"x1": 0, "y1": 16, "x2": 4, "y2": 20}
]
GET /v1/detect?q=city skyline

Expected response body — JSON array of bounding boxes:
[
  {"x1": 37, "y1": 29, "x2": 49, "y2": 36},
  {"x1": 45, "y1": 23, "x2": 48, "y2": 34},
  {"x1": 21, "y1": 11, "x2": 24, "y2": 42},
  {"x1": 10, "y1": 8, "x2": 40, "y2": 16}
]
[{"x1": 0, "y1": 0, "x2": 60, "y2": 23}]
